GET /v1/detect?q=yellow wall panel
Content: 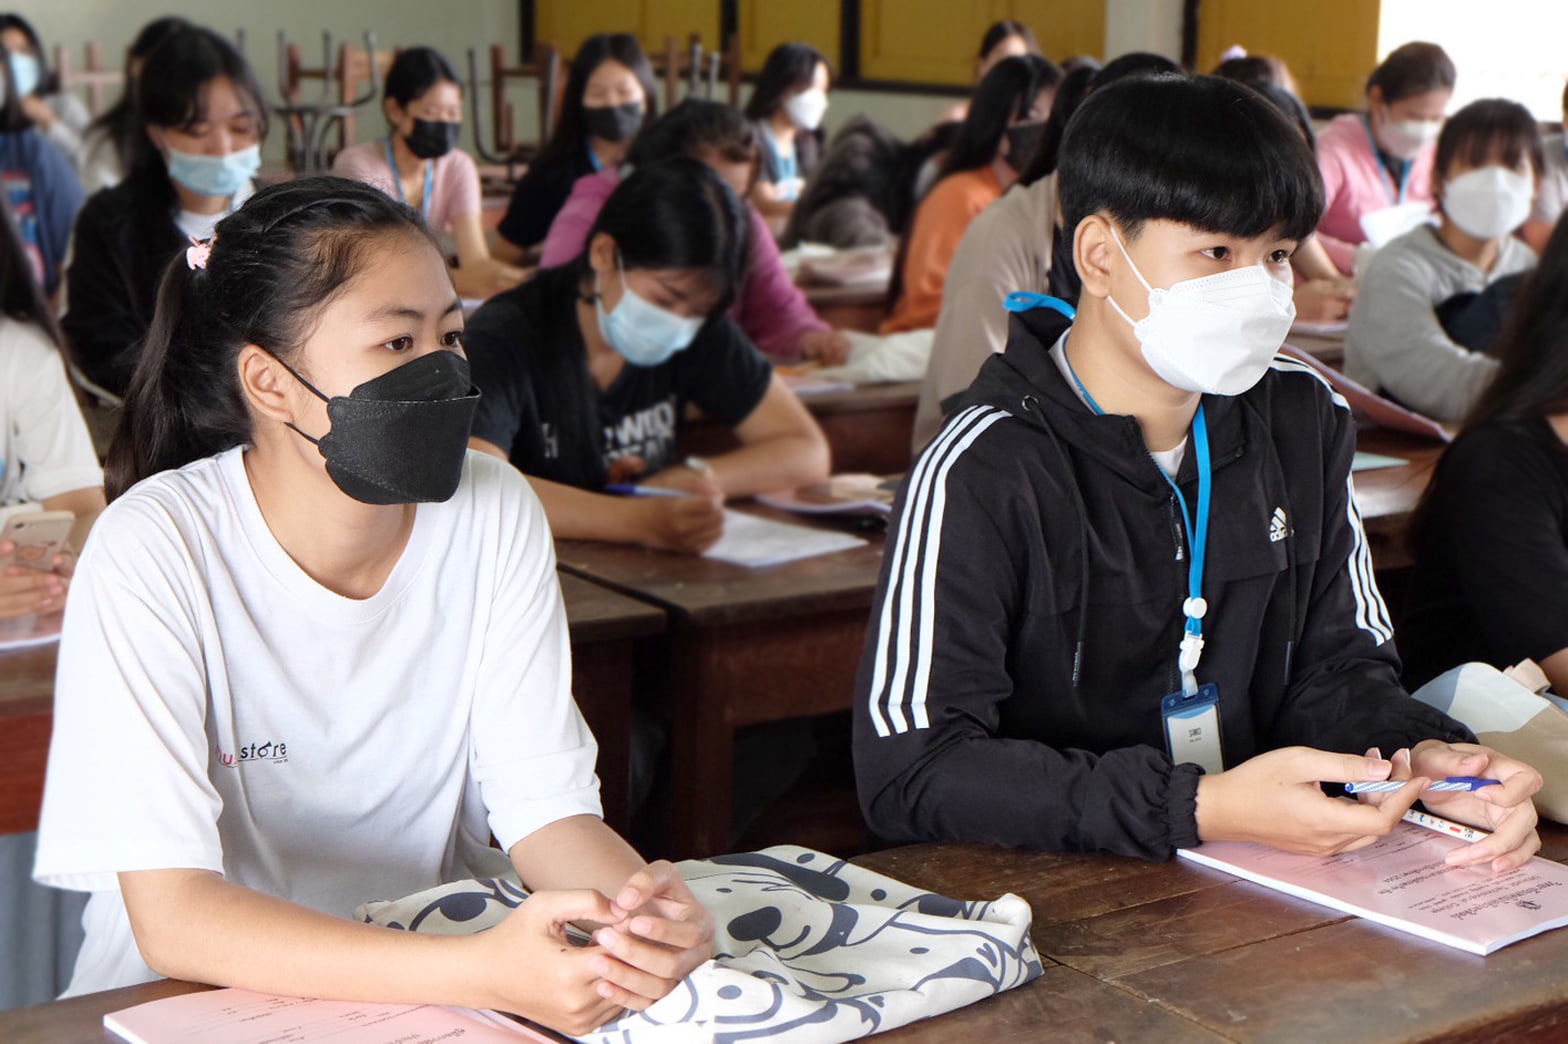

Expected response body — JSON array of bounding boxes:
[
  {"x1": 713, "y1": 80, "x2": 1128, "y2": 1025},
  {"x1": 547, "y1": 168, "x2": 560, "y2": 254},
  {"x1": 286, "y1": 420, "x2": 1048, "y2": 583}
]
[
  {"x1": 736, "y1": 0, "x2": 840, "y2": 74},
  {"x1": 1196, "y1": 0, "x2": 1381, "y2": 109},
  {"x1": 1004, "y1": 0, "x2": 1106, "y2": 66},
  {"x1": 536, "y1": 1, "x2": 720, "y2": 59},
  {"x1": 861, "y1": 0, "x2": 1105, "y2": 86}
]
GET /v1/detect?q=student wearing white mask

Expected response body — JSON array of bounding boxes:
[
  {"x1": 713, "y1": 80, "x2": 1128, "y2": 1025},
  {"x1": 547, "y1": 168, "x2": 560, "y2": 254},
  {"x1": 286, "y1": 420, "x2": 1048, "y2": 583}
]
[
  {"x1": 466, "y1": 157, "x2": 828, "y2": 554},
  {"x1": 1316, "y1": 43, "x2": 1455, "y2": 275},
  {"x1": 744, "y1": 43, "x2": 832, "y2": 231},
  {"x1": 854, "y1": 75, "x2": 1542, "y2": 871},
  {"x1": 62, "y1": 25, "x2": 264, "y2": 401},
  {"x1": 0, "y1": 15, "x2": 91, "y2": 167},
  {"x1": 1346, "y1": 99, "x2": 1542, "y2": 422}
]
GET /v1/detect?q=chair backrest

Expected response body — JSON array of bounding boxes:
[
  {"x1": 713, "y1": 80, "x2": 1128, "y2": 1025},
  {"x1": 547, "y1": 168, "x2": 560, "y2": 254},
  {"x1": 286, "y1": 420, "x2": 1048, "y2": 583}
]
[
  {"x1": 336, "y1": 43, "x2": 398, "y2": 145},
  {"x1": 489, "y1": 41, "x2": 562, "y2": 161},
  {"x1": 648, "y1": 33, "x2": 743, "y2": 111},
  {"x1": 52, "y1": 42, "x2": 124, "y2": 118}
]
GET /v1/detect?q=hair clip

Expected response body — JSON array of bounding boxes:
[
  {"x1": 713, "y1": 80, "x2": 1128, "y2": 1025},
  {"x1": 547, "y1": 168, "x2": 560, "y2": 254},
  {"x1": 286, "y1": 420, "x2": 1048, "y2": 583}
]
[{"x1": 186, "y1": 238, "x2": 213, "y2": 271}]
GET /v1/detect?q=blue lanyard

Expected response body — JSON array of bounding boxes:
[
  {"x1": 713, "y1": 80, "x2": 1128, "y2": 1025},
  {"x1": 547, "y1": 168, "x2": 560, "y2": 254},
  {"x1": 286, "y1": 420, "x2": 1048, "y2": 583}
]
[
  {"x1": 586, "y1": 137, "x2": 602, "y2": 173},
  {"x1": 1048, "y1": 302, "x2": 1213, "y2": 695},
  {"x1": 762, "y1": 122, "x2": 798, "y2": 193},
  {"x1": 385, "y1": 140, "x2": 433, "y2": 218},
  {"x1": 1359, "y1": 116, "x2": 1411, "y2": 205}
]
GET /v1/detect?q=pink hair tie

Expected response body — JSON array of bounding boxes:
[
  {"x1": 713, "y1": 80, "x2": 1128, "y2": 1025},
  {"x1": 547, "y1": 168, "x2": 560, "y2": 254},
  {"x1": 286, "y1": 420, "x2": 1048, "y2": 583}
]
[{"x1": 186, "y1": 238, "x2": 213, "y2": 271}]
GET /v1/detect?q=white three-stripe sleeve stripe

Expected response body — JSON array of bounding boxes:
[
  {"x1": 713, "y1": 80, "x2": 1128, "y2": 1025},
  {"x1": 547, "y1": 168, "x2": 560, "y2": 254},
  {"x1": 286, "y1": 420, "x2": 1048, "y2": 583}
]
[
  {"x1": 1269, "y1": 356, "x2": 1351, "y2": 411},
  {"x1": 1344, "y1": 472, "x2": 1395, "y2": 643},
  {"x1": 867, "y1": 405, "x2": 1010, "y2": 737},
  {"x1": 866, "y1": 405, "x2": 992, "y2": 737}
]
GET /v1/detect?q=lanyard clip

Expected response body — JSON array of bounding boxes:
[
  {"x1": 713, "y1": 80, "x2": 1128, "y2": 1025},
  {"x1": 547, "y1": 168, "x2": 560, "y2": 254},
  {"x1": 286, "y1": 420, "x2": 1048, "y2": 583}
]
[{"x1": 1179, "y1": 632, "x2": 1205, "y2": 695}]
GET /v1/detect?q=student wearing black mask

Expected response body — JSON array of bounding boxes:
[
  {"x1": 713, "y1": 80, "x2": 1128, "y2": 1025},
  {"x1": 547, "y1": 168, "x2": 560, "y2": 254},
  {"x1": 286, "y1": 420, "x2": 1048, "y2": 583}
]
[
  {"x1": 494, "y1": 34, "x2": 657, "y2": 261},
  {"x1": 333, "y1": 47, "x2": 525, "y2": 299}
]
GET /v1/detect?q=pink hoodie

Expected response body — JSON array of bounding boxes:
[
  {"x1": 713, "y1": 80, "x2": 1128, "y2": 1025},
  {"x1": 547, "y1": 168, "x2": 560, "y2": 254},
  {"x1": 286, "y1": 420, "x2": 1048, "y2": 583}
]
[
  {"x1": 1316, "y1": 113, "x2": 1438, "y2": 275},
  {"x1": 539, "y1": 169, "x2": 829, "y2": 361}
]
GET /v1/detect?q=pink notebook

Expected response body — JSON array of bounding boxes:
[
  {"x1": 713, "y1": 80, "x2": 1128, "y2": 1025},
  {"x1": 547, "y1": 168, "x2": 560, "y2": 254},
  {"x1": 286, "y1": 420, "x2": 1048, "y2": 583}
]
[
  {"x1": 1179, "y1": 822, "x2": 1568, "y2": 955},
  {"x1": 106, "y1": 988, "x2": 568, "y2": 1043}
]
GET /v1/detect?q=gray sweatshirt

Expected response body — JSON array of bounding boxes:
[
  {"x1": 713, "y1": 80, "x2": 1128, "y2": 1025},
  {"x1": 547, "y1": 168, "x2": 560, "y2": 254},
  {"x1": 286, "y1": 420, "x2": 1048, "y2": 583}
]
[{"x1": 1345, "y1": 225, "x2": 1535, "y2": 422}]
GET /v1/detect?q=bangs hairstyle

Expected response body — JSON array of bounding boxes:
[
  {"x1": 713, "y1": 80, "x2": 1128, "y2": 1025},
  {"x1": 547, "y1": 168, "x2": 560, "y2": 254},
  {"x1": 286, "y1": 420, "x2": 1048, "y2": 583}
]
[
  {"x1": 535, "y1": 33, "x2": 657, "y2": 172},
  {"x1": 1058, "y1": 74, "x2": 1323, "y2": 243},
  {"x1": 941, "y1": 53, "x2": 1061, "y2": 177},
  {"x1": 1435, "y1": 98, "x2": 1546, "y2": 181},
  {"x1": 1018, "y1": 51, "x2": 1183, "y2": 187},
  {"x1": 582, "y1": 154, "x2": 750, "y2": 313},
  {"x1": 384, "y1": 46, "x2": 460, "y2": 109},
  {"x1": 743, "y1": 43, "x2": 832, "y2": 121}
]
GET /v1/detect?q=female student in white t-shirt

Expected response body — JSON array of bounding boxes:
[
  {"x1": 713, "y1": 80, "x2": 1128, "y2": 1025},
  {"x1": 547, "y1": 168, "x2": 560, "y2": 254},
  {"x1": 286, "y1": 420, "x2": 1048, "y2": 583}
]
[
  {"x1": 0, "y1": 195, "x2": 103, "y2": 619},
  {"x1": 34, "y1": 177, "x2": 711, "y2": 1035}
]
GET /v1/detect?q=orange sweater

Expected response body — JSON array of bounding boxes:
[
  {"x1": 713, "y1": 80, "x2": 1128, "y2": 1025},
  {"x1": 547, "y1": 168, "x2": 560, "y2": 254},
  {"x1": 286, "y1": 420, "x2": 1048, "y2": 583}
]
[{"x1": 882, "y1": 166, "x2": 1004, "y2": 333}]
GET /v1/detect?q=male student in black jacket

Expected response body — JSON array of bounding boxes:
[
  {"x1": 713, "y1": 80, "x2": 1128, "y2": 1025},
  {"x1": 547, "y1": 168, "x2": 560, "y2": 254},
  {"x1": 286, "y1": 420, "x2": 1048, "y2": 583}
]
[{"x1": 853, "y1": 74, "x2": 1542, "y2": 872}]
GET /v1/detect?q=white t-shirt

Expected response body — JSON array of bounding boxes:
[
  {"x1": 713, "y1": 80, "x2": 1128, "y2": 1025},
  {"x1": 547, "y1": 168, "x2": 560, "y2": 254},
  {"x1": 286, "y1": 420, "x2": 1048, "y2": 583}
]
[
  {"x1": 34, "y1": 447, "x2": 600, "y2": 996},
  {"x1": 0, "y1": 318, "x2": 103, "y2": 516},
  {"x1": 174, "y1": 180, "x2": 255, "y2": 242}
]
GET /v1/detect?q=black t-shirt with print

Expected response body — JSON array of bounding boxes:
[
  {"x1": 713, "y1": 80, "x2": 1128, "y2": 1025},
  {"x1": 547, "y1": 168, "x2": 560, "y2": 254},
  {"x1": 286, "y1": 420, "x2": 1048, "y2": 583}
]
[{"x1": 465, "y1": 266, "x2": 774, "y2": 489}]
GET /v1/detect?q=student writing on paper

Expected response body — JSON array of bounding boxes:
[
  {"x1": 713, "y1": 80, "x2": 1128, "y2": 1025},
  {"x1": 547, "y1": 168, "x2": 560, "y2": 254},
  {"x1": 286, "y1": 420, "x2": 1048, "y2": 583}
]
[
  {"x1": 881, "y1": 54, "x2": 1060, "y2": 334},
  {"x1": 33, "y1": 179, "x2": 714, "y2": 1034},
  {"x1": 62, "y1": 25, "x2": 263, "y2": 400},
  {"x1": 333, "y1": 48, "x2": 527, "y2": 300},
  {"x1": 493, "y1": 33, "x2": 656, "y2": 261},
  {"x1": 1521, "y1": 81, "x2": 1568, "y2": 254},
  {"x1": 466, "y1": 158, "x2": 829, "y2": 554},
  {"x1": 1315, "y1": 42, "x2": 1454, "y2": 276},
  {"x1": 0, "y1": 195, "x2": 102, "y2": 618},
  {"x1": 854, "y1": 75, "x2": 1541, "y2": 872},
  {"x1": 541, "y1": 100, "x2": 850, "y2": 365},
  {"x1": 1345, "y1": 99, "x2": 1542, "y2": 422},
  {"x1": 1403, "y1": 213, "x2": 1568, "y2": 694}
]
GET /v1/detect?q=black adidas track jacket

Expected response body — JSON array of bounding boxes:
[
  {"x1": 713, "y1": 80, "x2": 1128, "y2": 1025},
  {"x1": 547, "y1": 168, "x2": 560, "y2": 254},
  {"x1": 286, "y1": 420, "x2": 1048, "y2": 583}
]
[{"x1": 852, "y1": 307, "x2": 1472, "y2": 860}]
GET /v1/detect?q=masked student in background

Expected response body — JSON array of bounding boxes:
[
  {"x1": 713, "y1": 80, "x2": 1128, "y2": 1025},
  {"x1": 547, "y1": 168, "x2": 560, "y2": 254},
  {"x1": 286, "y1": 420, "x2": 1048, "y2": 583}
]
[
  {"x1": 332, "y1": 47, "x2": 526, "y2": 300},
  {"x1": 61, "y1": 24, "x2": 262, "y2": 401},
  {"x1": 1345, "y1": 98, "x2": 1543, "y2": 422},
  {"x1": 744, "y1": 43, "x2": 833, "y2": 233},
  {"x1": 493, "y1": 33, "x2": 657, "y2": 261},
  {"x1": 35, "y1": 177, "x2": 713, "y2": 1036},
  {"x1": 853, "y1": 74, "x2": 1542, "y2": 870},
  {"x1": 466, "y1": 156, "x2": 829, "y2": 555},
  {"x1": 0, "y1": 15, "x2": 91, "y2": 168},
  {"x1": 1315, "y1": 42, "x2": 1455, "y2": 276}
]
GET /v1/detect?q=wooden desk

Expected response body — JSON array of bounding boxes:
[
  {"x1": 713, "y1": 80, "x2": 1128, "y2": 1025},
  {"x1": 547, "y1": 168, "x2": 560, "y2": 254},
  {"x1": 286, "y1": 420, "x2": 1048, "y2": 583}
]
[
  {"x1": 12, "y1": 827, "x2": 1568, "y2": 1042},
  {"x1": 556, "y1": 510, "x2": 888, "y2": 859},
  {"x1": 799, "y1": 280, "x2": 888, "y2": 334},
  {"x1": 1353, "y1": 428, "x2": 1444, "y2": 572},
  {"x1": 682, "y1": 380, "x2": 919, "y2": 477},
  {"x1": 0, "y1": 575, "x2": 665, "y2": 837}
]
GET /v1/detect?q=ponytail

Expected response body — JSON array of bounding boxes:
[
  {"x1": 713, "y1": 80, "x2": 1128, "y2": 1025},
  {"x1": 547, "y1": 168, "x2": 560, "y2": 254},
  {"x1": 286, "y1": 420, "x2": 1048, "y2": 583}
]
[{"x1": 105, "y1": 176, "x2": 436, "y2": 500}]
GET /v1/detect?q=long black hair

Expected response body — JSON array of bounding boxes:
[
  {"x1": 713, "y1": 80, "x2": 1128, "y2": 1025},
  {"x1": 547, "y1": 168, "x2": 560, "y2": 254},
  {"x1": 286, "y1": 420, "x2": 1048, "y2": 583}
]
[
  {"x1": 0, "y1": 14, "x2": 56, "y2": 93},
  {"x1": 978, "y1": 20, "x2": 1038, "y2": 63},
  {"x1": 743, "y1": 43, "x2": 831, "y2": 122},
  {"x1": 383, "y1": 46, "x2": 460, "y2": 113},
  {"x1": 106, "y1": 177, "x2": 436, "y2": 499},
  {"x1": 533, "y1": 33, "x2": 657, "y2": 175},
  {"x1": 536, "y1": 157, "x2": 749, "y2": 488},
  {"x1": 82, "y1": 17, "x2": 189, "y2": 180},
  {"x1": 939, "y1": 54, "x2": 1058, "y2": 178},
  {"x1": 125, "y1": 25, "x2": 268, "y2": 216}
]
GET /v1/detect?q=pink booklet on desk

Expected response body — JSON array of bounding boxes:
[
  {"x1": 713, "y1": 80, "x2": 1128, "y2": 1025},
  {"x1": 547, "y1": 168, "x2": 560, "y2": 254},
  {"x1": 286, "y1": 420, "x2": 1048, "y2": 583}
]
[
  {"x1": 1279, "y1": 345, "x2": 1453, "y2": 442},
  {"x1": 1178, "y1": 823, "x2": 1568, "y2": 955},
  {"x1": 106, "y1": 988, "x2": 567, "y2": 1043}
]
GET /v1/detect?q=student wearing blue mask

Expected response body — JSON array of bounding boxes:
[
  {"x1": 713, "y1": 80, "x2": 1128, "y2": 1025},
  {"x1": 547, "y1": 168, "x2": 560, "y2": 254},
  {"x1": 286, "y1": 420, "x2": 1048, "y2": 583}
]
[
  {"x1": 62, "y1": 25, "x2": 264, "y2": 401},
  {"x1": 0, "y1": 32, "x2": 83, "y2": 301},
  {"x1": 466, "y1": 156, "x2": 829, "y2": 553},
  {"x1": 854, "y1": 75, "x2": 1542, "y2": 871},
  {"x1": 0, "y1": 15, "x2": 91, "y2": 167}
]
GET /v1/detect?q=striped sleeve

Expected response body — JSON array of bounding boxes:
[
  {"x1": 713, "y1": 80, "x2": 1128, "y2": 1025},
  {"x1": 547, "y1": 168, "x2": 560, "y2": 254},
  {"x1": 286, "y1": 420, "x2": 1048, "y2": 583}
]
[{"x1": 865, "y1": 404, "x2": 1012, "y2": 738}]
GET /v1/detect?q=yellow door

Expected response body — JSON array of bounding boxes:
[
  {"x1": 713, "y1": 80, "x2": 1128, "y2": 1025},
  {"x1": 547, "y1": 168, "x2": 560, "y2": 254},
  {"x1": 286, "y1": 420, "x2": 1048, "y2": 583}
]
[
  {"x1": 736, "y1": 0, "x2": 841, "y2": 74},
  {"x1": 1196, "y1": 0, "x2": 1382, "y2": 109},
  {"x1": 860, "y1": 0, "x2": 1105, "y2": 86}
]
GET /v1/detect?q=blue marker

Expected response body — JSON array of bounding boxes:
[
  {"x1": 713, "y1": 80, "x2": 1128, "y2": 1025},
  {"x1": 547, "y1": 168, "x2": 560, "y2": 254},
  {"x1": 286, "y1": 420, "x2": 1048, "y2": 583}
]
[
  {"x1": 604, "y1": 484, "x2": 689, "y2": 499},
  {"x1": 1344, "y1": 776, "x2": 1502, "y2": 795}
]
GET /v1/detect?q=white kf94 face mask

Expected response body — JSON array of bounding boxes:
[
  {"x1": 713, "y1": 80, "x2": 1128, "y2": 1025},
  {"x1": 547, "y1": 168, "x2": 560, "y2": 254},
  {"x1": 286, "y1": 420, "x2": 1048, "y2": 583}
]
[
  {"x1": 1106, "y1": 227, "x2": 1297, "y2": 397},
  {"x1": 1443, "y1": 166, "x2": 1535, "y2": 241}
]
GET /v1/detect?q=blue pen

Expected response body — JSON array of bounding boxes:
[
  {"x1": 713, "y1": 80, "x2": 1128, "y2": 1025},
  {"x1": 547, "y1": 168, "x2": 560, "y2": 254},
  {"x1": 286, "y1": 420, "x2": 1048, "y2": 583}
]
[
  {"x1": 1344, "y1": 776, "x2": 1502, "y2": 795},
  {"x1": 604, "y1": 484, "x2": 689, "y2": 499}
]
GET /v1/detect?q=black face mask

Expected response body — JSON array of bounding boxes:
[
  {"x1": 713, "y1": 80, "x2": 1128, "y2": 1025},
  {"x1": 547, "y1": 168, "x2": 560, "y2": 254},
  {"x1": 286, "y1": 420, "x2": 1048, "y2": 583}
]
[
  {"x1": 583, "y1": 101, "x2": 644, "y2": 145},
  {"x1": 1005, "y1": 122, "x2": 1048, "y2": 173},
  {"x1": 405, "y1": 118, "x2": 461, "y2": 159},
  {"x1": 277, "y1": 350, "x2": 481, "y2": 505}
]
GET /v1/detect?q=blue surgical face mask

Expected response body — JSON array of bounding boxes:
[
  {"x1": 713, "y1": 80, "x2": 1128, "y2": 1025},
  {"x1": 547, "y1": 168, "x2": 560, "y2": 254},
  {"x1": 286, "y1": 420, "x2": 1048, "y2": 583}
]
[
  {"x1": 8, "y1": 52, "x2": 39, "y2": 98},
  {"x1": 165, "y1": 142, "x2": 262, "y2": 199},
  {"x1": 594, "y1": 254, "x2": 704, "y2": 368}
]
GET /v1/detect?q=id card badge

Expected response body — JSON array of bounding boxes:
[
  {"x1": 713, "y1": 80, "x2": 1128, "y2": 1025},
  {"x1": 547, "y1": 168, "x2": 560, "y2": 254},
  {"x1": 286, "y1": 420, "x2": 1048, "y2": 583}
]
[{"x1": 1162, "y1": 683, "x2": 1224, "y2": 776}]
